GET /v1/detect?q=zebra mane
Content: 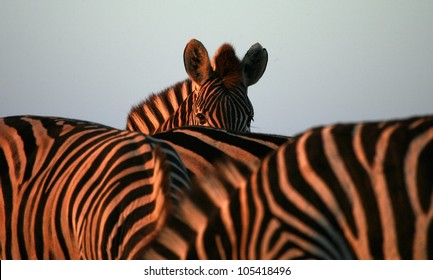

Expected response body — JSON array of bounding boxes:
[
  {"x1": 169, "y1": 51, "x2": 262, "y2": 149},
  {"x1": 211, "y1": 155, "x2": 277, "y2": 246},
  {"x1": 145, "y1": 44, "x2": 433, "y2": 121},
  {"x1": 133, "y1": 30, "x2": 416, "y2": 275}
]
[
  {"x1": 143, "y1": 157, "x2": 249, "y2": 260},
  {"x1": 126, "y1": 79, "x2": 193, "y2": 134}
]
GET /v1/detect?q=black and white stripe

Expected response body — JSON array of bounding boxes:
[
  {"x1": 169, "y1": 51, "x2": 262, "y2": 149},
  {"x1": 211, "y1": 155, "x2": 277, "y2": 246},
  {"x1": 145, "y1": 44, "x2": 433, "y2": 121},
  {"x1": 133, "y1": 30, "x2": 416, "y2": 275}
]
[
  {"x1": 0, "y1": 115, "x2": 190, "y2": 259},
  {"x1": 153, "y1": 126, "x2": 289, "y2": 179},
  {"x1": 144, "y1": 115, "x2": 433, "y2": 260},
  {"x1": 126, "y1": 39, "x2": 268, "y2": 134}
]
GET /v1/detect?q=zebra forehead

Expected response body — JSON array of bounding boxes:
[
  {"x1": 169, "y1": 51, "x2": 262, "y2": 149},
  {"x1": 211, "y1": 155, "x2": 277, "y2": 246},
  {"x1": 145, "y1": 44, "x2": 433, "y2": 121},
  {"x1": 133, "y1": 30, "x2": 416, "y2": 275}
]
[
  {"x1": 211, "y1": 44, "x2": 242, "y2": 86},
  {"x1": 211, "y1": 43, "x2": 239, "y2": 69}
]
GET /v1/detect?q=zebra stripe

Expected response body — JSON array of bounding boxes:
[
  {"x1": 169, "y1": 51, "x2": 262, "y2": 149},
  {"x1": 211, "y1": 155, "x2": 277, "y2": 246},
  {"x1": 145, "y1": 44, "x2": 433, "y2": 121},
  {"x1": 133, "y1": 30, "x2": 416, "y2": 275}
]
[
  {"x1": 126, "y1": 39, "x2": 268, "y2": 134},
  {"x1": 144, "y1": 115, "x2": 433, "y2": 259},
  {"x1": 0, "y1": 115, "x2": 190, "y2": 259},
  {"x1": 153, "y1": 126, "x2": 289, "y2": 179}
]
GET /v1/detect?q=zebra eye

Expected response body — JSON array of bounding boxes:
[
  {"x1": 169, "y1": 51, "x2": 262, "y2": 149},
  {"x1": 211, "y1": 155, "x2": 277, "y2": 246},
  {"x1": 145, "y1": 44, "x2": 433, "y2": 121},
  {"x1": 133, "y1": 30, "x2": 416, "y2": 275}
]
[{"x1": 196, "y1": 113, "x2": 207, "y2": 125}]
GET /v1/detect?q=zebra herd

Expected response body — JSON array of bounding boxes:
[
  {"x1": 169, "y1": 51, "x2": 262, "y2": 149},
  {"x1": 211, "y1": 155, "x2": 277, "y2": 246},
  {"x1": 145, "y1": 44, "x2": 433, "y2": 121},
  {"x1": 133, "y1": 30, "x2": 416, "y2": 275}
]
[{"x1": 1, "y1": 39, "x2": 432, "y2": 259}]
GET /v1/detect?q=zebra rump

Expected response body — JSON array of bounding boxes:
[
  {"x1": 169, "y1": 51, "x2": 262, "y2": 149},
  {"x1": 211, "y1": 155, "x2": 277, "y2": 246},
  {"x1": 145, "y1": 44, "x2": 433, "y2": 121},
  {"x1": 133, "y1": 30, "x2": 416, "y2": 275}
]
[{"x1": 0, "y1": 115, "x2": 190, "y2": 259}]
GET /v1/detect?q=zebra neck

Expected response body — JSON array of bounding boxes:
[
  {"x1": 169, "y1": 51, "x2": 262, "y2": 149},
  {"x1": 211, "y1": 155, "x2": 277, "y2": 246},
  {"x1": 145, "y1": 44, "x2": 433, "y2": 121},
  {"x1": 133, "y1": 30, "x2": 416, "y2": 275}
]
[
  {"x1": 155, "y1": 93, "x2": 196, "y2": 134},
  {"x1": 126, "y1": 79, "x2": 193, "y2": 135}
]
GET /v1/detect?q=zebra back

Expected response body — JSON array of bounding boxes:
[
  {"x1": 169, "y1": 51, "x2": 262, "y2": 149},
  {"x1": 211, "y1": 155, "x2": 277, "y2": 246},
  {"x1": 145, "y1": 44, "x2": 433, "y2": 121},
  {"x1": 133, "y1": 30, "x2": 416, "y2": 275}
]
[
  {"x1": 144, "y1": 115, "x2": 433, "y2": 259},
  {"x1": 126, "y1": 39, "x2": 268, "y2": 134},
  {"x1": 0, "y1": 115, "x2": 190, "y2": 259},
  {"x1": 153, "y1": 126, "x2": 290, "y2": 179}
]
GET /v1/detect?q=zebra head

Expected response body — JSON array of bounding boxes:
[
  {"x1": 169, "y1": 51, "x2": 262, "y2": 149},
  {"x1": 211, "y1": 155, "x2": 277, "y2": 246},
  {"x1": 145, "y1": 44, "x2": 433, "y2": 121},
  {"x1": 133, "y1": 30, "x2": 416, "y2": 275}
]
[
  {"x1": 184, "y1": 39, "x2": 268, "y2": 132},
  {"x1": 126, "y1": 39, "x2": 267, "y2": 135}
]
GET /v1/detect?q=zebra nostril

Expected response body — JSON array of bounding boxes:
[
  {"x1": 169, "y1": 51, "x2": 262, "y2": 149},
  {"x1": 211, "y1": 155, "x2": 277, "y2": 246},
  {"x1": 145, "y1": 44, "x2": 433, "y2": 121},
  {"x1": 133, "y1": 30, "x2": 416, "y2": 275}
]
[{"x1": 196, "y1": 113, "x2": 207, "y2": 125}]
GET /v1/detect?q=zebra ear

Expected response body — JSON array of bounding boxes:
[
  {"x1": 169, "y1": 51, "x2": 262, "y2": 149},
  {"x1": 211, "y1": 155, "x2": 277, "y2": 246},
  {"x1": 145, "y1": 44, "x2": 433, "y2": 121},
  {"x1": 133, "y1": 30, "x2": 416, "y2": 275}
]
[
  {"x1": 184, "y1": 39, "x2": 212, "y2": 86},
  {"x1": 241, "y1": 43, "x2": 268, "y2": 86}
]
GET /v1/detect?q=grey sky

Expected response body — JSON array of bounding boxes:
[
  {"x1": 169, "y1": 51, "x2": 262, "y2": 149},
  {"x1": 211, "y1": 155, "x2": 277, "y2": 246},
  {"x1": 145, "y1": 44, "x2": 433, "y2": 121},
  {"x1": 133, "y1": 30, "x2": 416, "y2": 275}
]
[{"x1": 1, "y1": 0, "x2": 432, "y2": 136}]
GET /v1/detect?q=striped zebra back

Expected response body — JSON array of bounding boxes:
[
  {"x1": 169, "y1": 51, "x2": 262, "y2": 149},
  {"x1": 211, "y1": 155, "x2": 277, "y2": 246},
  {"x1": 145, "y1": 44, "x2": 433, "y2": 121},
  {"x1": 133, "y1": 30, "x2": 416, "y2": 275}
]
[
  {"x1": 0, "y1": 115, "x2": 190, "y2": 259},
  {"x1": 126, "y1": 39, "x2": 268, "y2": 134},
  {"x1": 153, "y1": 126, "x2": 289, "y2": 179},
  {"x1": 144, "y1": 115, "x2": 433, "y2": 259}
]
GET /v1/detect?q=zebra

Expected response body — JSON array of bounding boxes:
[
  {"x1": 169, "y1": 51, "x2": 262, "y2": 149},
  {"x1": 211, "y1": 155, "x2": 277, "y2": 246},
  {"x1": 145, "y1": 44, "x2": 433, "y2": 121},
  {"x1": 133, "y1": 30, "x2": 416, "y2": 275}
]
[
  {"x1": 144, "y1": 115, "x2": 433, "y2": 259},
  {"x1": 0, "y1": 115, "x2": 190, "y2": 259},
  {"x1": 126, "y1": 39, "x2": 268, "y2": 134}
]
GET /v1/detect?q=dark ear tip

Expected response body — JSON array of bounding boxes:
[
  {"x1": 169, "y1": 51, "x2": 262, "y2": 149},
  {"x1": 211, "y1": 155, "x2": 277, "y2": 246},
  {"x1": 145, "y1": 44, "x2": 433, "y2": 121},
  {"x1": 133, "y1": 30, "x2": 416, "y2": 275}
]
[
  {"x1": 248, "y1": 43, "x2": 264, "y2": 53},
  {"x1": 186, "y1": 39, "x2": 204, "y2": 49},
  {"x1": 244, "y1": 43, "x2": 268, "y2": 64},
  {"x1": 252, "y1": 42, "x2": 263, "y2": 49}
]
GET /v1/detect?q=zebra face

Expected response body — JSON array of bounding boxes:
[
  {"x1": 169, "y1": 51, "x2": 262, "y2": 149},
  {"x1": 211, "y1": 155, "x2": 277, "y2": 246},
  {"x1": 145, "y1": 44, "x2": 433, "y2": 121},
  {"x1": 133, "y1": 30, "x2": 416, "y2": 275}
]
[
  {"x1": 185, "y1": 39, "x2": 267, "y2": 132},
  {"x1": 191, "y1": 77, "x2": 254, "y2": 132}
]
